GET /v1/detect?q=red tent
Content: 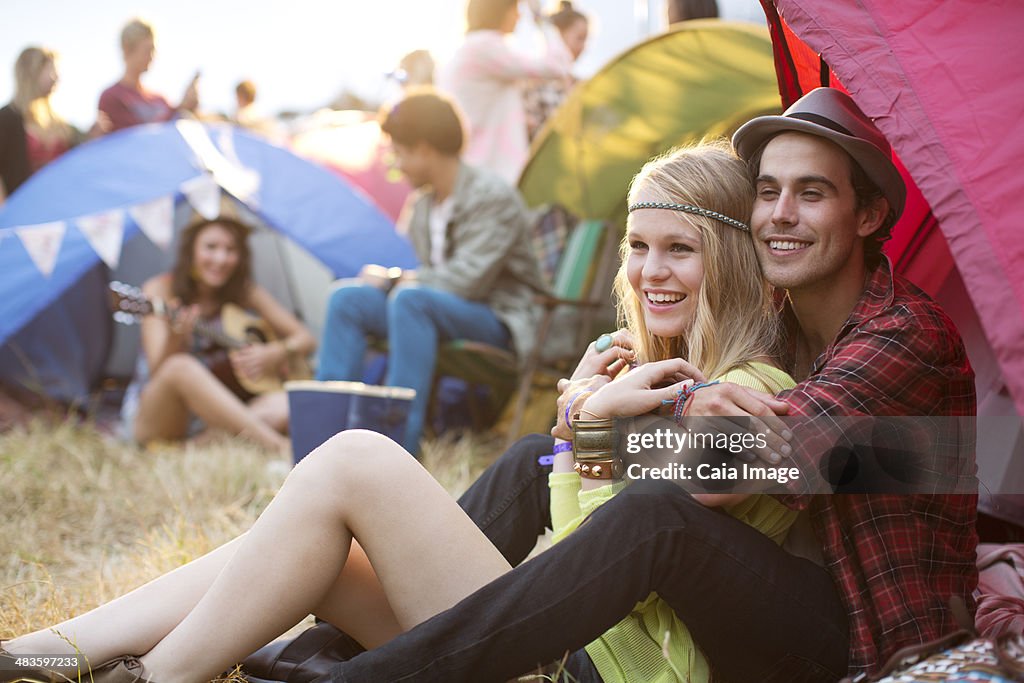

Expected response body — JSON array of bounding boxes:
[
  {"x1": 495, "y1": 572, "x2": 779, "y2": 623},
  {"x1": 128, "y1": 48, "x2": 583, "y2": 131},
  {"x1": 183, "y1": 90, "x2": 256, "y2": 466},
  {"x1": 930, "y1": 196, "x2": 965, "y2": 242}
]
[{"x1": 760, "y1": 0, "x2": 1024, "y2": 512}]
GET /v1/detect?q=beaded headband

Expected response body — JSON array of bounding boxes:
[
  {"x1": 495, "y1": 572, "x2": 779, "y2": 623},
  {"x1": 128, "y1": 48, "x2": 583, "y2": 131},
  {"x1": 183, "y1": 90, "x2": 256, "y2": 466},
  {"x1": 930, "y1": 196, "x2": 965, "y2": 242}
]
[{"x1": 627, "y1": 201, "x2": 750, "y2": 232}]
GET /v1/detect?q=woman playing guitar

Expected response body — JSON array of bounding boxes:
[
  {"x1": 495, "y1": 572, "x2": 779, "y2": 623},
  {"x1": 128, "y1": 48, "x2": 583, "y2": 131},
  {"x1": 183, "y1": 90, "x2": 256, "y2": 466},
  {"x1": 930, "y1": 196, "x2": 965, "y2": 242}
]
[{"x1": 121, "y1": 216, "x2": 316, "y2": 453}]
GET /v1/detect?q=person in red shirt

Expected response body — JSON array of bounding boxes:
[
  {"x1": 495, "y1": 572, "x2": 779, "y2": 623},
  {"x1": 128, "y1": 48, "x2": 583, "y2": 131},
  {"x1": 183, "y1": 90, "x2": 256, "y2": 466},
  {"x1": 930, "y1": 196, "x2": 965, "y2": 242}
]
[{"x1": 97, "y1": 18, "x2": 199, "y2": 133}]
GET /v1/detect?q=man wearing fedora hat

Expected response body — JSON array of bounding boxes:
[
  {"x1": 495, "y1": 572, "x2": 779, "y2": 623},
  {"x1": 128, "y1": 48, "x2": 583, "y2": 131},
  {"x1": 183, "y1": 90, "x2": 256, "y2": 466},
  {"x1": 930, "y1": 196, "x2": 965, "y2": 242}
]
[{"x1": 302, "y1": 88, "x2": 978, "y2": 683}]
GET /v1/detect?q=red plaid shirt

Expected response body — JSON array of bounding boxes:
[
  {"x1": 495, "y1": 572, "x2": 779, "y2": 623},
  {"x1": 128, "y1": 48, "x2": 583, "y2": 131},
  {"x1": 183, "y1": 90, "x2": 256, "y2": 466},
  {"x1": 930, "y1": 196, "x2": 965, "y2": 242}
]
[{"x1": 774, "y1": 259, "x2": 978, "y2": 676}]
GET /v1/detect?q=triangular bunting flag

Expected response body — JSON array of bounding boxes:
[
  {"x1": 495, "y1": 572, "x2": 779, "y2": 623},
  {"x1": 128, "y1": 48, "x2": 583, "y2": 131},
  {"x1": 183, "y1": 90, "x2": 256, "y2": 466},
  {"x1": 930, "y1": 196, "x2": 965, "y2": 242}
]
[
  {"x1": 177, "y1": 120, "x2": 261, "y2": 206},
  {"x1": 213, "y1": 128, "x2": 261, "y2": 205},
  {"x1": 130, "y1": 195, "x2": 175, "y2": 251},
  {"x1": 77, "y1": 209, "x2": 126, "y2": 269},
  {"x1": 16, "y1": 221, "x2": 66, "y2": 277},
  {"x1": 181, "y1": 174, "x2": 222, "y2": 220}
]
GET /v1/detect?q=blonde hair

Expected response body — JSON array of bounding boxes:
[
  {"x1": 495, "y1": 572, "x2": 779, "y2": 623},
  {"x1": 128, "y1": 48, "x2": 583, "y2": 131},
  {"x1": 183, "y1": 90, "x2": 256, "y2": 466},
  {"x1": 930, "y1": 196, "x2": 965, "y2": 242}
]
[
  {"x1": 613, "y1": 139, "x2": 781, "y2": 381},
  {"x1": 121, "y1": 18, "x2": 155, "y2": 52},
  {"x1": 13, "y1": 46, "x2": 70, "y2": 136}
]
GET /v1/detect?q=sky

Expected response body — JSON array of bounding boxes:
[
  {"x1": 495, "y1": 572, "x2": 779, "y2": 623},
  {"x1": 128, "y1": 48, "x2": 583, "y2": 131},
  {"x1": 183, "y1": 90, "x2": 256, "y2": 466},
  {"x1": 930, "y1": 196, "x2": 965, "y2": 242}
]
[{"x1": 1, "y1": 0, "x2": 764, "y2": 129}]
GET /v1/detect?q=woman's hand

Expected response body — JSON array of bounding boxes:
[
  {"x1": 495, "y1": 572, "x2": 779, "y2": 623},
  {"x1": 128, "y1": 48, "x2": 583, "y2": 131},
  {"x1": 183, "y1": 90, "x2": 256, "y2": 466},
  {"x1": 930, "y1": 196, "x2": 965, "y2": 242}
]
[
  {"x1": 570, "y1": 329, "x2": 636, "y2": 382},
  {"x1": 581, "y1": 358, "x2": 706, "y2": 420},
  {"x1": 230, "y1": 342, "x2": 286, "y2": 381},
  {"x1": 168, "y1": 303, "x2": 200, "y2": 340}
]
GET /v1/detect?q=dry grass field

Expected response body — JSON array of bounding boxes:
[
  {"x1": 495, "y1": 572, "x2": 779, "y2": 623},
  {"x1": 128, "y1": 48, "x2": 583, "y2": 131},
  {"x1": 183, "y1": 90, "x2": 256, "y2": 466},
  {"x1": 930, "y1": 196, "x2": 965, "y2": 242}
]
[{"x1": 0, "y1": 416, "x2": 503, "y2": 678}]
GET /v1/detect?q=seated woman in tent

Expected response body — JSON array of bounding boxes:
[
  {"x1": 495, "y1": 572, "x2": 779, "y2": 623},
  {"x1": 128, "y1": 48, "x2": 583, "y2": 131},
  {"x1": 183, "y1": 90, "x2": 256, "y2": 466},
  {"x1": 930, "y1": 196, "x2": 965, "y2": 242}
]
[
  {"x1": 119, "y1": 216, "x2": 316, "y2": 454},
  {"x1": 1, "y1": 141, "x2": 795, "y2": 683}
]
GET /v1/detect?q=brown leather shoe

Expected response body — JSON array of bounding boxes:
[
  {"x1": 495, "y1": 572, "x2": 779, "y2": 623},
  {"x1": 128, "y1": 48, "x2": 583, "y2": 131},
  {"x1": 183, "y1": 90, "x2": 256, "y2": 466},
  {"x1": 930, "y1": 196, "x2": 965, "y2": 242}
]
[
  {"x1": 241, "y1": 622, "x2": 364, "y2": 683},
  {"x1": 86, "y1": 657, "x2": 150, "y2": 683}
]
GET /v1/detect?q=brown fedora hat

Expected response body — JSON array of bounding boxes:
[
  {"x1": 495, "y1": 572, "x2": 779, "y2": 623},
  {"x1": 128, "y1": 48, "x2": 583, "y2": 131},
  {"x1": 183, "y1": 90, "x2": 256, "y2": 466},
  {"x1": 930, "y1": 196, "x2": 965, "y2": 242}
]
[{"x1": 733, "y1": 87, "x2": 906, "y2": 219}]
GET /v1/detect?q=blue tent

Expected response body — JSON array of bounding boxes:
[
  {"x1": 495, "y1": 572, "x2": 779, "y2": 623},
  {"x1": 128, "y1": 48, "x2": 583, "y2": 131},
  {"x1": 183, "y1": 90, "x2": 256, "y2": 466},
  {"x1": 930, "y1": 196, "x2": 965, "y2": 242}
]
[{"x1": 0, "y1": 121, "x2": 417, "y2": 404}]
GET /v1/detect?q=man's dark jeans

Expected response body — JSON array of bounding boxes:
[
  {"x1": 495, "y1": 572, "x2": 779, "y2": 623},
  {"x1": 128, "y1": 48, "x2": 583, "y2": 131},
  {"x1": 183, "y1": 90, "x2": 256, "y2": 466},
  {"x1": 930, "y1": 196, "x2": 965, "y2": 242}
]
[
  {"x1": 326, "y1": 435, "x2": 849, "y2": 682},
  {"x1": 455, "y1": 433, "x2": 555, "y2": 565}
]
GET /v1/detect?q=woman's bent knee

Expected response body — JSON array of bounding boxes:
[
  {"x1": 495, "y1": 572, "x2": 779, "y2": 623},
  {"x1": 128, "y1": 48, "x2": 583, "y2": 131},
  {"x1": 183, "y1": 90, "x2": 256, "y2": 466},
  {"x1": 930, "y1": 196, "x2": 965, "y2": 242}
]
[
  {"x1": 150, "y1": 353, "x2": 206, "y2": 383},
  {"x1": 292, "y1": 430, "x2": 414, "y2": 488}
]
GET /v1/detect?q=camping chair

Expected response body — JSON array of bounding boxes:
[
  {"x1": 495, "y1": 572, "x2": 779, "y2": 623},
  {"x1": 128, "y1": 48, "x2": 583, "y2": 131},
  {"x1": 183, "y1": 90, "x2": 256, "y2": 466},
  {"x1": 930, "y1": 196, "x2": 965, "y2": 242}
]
[{"x1": 432, "y1": 211, "x2": 619, "y2": 444}]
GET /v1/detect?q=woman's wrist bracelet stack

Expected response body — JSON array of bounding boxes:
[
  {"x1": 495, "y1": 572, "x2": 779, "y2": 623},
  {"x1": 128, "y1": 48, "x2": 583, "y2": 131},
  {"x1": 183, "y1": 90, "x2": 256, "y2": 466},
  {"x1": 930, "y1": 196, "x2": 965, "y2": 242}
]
[
  {"x1": 564, "y1": 390, "x2": 592, "y2": 429},
  {"x1": 571, "y1": 417, "x2": 622, "y2": 480},
  {"x1": 669, "y1": 381, "x2": 721, "y2": 424}
]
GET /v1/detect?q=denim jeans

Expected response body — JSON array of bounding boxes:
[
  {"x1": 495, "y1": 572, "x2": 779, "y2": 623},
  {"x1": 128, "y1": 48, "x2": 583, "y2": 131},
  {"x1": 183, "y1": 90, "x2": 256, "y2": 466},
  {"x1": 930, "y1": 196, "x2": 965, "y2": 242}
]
[
  {"x1": 316, "y1": 283, "x2": 510, "y2": 454},
  {"x1": 327, "y1": 473, "x2": 849, "y2": 683},
  {"x1": 454, "y1": 434, "x2": 604, "y2": 681},
  {"x1": 455, "y1": 433, "x2": 554, "y2": 565}
]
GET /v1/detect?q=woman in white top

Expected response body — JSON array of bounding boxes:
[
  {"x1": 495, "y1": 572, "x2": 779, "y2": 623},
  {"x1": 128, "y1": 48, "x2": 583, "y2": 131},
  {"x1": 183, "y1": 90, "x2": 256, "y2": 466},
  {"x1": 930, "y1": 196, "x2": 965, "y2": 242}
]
[{"x1": 439, "y1": 0, "x2": 574, "y2": 184}]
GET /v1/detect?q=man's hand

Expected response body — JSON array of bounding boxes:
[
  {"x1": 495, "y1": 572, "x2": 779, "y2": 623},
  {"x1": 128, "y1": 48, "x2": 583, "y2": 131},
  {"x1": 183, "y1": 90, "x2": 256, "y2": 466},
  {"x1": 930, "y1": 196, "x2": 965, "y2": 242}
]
[
  {"x1": 551, "y1": 375, "x2": 610, "y2": 441},
  {"x1": 684, "y1": 383, "x2": 792, "y2": 464},
  {"x1": 358, "y1": 264, "x2": 403, "y2": 291}
]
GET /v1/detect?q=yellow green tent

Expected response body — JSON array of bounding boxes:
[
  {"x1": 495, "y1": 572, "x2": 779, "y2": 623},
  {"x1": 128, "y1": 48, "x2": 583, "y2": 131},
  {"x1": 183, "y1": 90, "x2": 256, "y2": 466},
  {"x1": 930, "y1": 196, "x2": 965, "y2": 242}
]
[{"x1": 519, "y1": 19, "x2": 780, "y2": 226}]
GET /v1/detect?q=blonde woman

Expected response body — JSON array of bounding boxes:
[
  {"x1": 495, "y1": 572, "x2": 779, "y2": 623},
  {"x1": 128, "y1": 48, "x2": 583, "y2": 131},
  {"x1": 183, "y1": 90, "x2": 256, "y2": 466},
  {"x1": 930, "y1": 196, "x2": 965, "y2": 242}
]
[
  {"x1": 1, "y1": 141, "x2": 795, "y2": 683},
  {"x1": 0, "y1": 47, "x2": 105, "y2": 205}
]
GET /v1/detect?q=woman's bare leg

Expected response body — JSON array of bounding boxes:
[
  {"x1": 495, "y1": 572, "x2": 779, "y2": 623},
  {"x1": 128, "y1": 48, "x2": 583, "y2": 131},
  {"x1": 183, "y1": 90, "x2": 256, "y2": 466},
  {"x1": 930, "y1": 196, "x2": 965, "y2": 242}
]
[
  {"x1": 6, "y1": 430, "x2": 489, "y2": 674},
  {"x1": 5, "y1": 538, "x2": 243, "y2": 663},
  {"x1": 135, "y1": 354, "x2": 288, "y2": 452},
  {"x1": 4, "y1": 536, "x2": 400, "y2": 667},
  {"x1": 132, "y1": 430, "x2": 509, "y2": 683}
]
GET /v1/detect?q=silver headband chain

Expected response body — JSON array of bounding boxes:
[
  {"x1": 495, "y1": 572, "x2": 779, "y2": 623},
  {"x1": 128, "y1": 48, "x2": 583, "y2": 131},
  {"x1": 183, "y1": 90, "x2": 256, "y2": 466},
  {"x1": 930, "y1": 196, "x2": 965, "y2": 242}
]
[{"x1": 627, "y1": 201, "x2": 750, "y2": 232}]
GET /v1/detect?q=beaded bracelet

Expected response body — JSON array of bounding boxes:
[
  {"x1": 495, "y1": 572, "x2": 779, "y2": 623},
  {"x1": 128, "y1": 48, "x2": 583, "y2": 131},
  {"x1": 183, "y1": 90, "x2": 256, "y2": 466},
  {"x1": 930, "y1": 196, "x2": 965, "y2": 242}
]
[{"x1": 666, "y1": 381, "x2": 721, "y2": 424}]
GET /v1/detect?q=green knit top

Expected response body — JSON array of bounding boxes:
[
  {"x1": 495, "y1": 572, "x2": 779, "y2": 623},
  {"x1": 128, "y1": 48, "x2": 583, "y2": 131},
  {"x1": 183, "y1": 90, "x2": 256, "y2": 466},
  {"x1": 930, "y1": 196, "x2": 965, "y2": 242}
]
[{"x1": 549, "y1": 363, "x2": 797, "y2": 683}]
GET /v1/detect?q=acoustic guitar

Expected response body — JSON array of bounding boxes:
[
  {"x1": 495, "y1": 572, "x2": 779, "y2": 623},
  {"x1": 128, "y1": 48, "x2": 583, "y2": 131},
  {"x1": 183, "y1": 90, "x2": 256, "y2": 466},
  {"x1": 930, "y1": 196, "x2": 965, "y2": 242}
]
[{"x1": 109, "y1": 281, "x2": 312, "y2": 397}]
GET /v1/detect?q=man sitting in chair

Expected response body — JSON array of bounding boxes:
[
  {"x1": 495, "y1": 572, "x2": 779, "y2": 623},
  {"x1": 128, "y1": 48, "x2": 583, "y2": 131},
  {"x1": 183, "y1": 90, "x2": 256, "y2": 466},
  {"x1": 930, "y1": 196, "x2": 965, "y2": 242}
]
[{"x1": 316, "y1": 88, "x2": 543, "y2": 456}]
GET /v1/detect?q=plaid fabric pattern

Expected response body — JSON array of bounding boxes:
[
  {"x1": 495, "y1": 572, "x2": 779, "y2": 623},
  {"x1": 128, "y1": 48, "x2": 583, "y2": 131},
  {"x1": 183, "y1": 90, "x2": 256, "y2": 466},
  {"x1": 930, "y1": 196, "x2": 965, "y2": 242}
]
[
  {"x1": 530, "y1": 205, "x2": 575, "y2": 288},
  {"x1": 773, "y1": 259, "x2": 979, "y2": 676},
  {"x1": 522, "y1": 78, "x2": 572, "y2": 141}
]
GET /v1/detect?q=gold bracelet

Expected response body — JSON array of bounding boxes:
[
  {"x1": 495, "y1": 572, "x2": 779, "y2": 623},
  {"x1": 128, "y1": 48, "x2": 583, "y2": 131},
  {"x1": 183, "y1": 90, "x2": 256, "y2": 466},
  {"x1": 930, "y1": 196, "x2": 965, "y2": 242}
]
[
  {"x1": 572, "y1": 417, "x2": 618, "y2": 461},
  {"x1": 574, "y1": 458, "x2": 623, "y2": 479},
  {"x1": 577, "y1": 407, "x2": 606, "y2": 420}
]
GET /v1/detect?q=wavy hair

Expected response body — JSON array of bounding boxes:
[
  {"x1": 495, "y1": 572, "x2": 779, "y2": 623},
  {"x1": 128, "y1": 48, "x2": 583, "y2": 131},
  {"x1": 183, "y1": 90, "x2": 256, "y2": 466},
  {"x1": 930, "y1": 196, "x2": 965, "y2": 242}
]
[
  {"x1": 13, "y1": 47, "x2": 70, "y2": 137},
  {"x1": 613, "y1": 139, "x2": 781, "y2": 381},
  {"x1": 171, "y1": 217, "x2": 253, "y2": 306}
]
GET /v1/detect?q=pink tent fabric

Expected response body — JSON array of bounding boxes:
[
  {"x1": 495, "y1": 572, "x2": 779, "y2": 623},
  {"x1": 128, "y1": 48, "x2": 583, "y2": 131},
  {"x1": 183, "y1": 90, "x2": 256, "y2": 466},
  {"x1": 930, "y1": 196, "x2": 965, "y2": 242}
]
[
  {"x1": 770, "y1": 1, "x2": 1024, "y2": 416},
  {"x1": 975, "y1": 543, "x2": 1024, "y2": 637},
  {"x1": 291, "y1": 113, "x2": 411, "y2": 222}
]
